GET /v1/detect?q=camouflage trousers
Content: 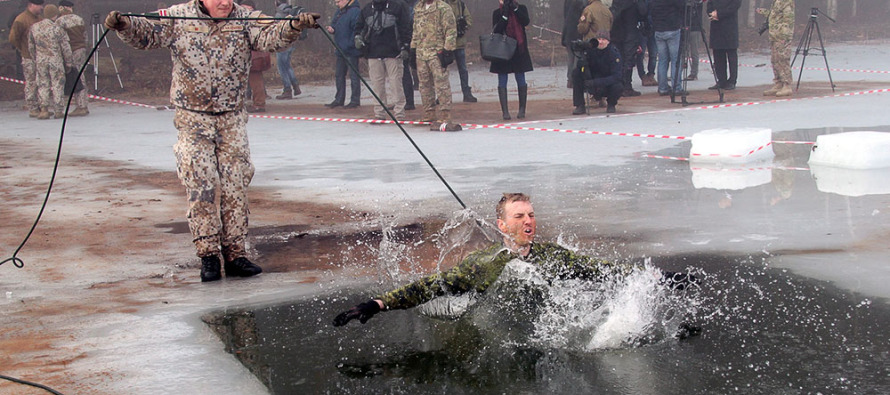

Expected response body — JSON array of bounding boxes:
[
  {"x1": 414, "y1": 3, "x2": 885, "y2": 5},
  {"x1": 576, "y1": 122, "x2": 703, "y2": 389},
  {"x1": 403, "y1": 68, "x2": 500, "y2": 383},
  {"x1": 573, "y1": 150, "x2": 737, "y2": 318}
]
[
  {"x1": 417, "y1": 56, "x2": 452, "y2": 123},
  {"x1": 173, "y1": 108, "x2": 254, "y2": 261},
  {"x1": 769, "y1": 33, "x2": 793, "y2": 85},
  {"x1": 71, "y1": 48, "x2": 89, "y2": 109},
  {"x1": 35, "y1": 55, "x2": 67, "y2": 114},
  {"x1": 22, "y1": 58, "x2": 38, "y2": 110}
]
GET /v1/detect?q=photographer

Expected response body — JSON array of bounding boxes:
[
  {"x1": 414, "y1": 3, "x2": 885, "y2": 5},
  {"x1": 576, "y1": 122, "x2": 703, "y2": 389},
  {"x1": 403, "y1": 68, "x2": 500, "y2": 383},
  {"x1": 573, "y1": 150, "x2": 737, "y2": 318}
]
[
  {"x1": 446, "y1": 0, "x2": 477, "y2": 103},
  {"x1": 756, "y1": 0, "x2": 794, "y2": 97},
  {"x1": 570, "y1": 31, "x2": 623, "y2": 115}
]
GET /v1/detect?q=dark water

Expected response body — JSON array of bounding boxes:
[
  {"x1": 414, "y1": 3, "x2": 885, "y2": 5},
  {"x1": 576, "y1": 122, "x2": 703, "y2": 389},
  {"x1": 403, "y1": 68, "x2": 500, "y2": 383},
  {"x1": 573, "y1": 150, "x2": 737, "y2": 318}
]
[{"x1": 205, "y1": 252, "x2": 890, "y2": 394}]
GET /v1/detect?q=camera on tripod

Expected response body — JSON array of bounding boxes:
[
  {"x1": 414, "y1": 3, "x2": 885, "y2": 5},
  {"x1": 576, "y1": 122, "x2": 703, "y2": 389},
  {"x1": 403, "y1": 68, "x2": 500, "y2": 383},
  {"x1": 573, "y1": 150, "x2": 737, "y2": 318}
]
[{"x1": 571, "y1": 39, "x2": 595, "y2": 52}]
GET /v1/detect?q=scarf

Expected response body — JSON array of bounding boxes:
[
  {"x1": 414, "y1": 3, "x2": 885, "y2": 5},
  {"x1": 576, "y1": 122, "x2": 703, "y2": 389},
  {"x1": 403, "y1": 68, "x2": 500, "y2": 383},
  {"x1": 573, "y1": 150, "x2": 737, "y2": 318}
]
[{"x1": 502, "y1": 4, "x2": 525, "y2": 53}]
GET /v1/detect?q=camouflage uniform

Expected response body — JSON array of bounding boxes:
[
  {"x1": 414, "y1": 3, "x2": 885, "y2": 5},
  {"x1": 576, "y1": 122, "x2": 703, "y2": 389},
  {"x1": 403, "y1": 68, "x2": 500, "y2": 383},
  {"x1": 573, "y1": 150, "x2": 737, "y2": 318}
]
[
  {"x1": 114, "y1": 0, "x2": 303, "y2": 261},
  {"x1": 56, "y1": 10, "x2": 89, "y2": 111},
  {"x1": 577, "y1": 0, "x2": 613, "y2": 42},
  {"x1": 758, "y1": 0, "x2": 794, "y2": 90},
  {"x1": 377, "y1": 242, "x2": 630, "y2": 310},
  {"x1": 411, "y1": 0, "x2": 457, "y2": 124},
  {"x1": 8, "y1": 8, "x2": 41, "y2": 113},
  {"x1": 28, "y1": 18, "x2": 73, "y2": 116}
]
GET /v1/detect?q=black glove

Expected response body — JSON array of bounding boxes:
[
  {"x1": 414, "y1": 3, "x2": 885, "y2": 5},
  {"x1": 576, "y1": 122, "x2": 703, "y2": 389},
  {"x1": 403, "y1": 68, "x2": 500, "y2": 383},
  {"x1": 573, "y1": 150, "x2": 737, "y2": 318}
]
[
  {"x1": 437, "y1": 49, "x2": 455, "y2": 68},
  {"x1": 104, "y1": 11, "x2": 130, "y2": 31},
  {"x1": 332, "y1": 300, "x2": 382, "y2": 326},
  {"x1": 398, "y1": 48, "x2": 411, "y2": 61},
  {"x1": 289, "y1": 12, "x2": 322, "y2": 31},
  {"x1": 661, "y1": 271, "x2": 701, "y2": 291},
  {"x1": 583, "y1": 78, "x2": 600, "y2": 91}
]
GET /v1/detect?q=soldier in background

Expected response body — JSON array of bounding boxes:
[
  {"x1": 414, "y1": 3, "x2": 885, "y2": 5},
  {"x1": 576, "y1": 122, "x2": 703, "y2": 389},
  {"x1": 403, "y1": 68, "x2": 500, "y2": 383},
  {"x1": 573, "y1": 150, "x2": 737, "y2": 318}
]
[
  {"x1": 28, "y1": 4, "x2": 73, "y2": 120},
  {"x1": 8, "y1": 0, "x2": 45, "y2": 117},
  {"x1": 56, "y1": 0, "x2": 89, "y2": 117},
  {"x1": 412, "y1": 0, "x2": 461, "y2": 131},
  {"x1": 104, "y1": 1, "x2": 319, "y2": 282},
  {"x1": 445, "y1": 0, "x2": 477, "y2": 103},
  {"x1": 757, "y1": 0, "x2": 794, "y2": 97}
]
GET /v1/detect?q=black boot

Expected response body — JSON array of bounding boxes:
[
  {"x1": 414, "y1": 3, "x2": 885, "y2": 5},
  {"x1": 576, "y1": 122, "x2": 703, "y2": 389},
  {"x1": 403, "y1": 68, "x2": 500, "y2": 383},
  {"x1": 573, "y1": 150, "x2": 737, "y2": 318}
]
[
  {"x1": 462, "y1": 87, "x2": 478, "y2": 103},
  {"x1": 225, "y1": 257, "x2": 263, "y2": 278},
  {"x1": 498, "y1": 87, "x2": 511, "y2": 120},
  {"x1": 517, "y1": 85, "x2": 527, "y2": 119},
  {"x1": 200, "y1": 255, "x2": 222, "y2": 282}
]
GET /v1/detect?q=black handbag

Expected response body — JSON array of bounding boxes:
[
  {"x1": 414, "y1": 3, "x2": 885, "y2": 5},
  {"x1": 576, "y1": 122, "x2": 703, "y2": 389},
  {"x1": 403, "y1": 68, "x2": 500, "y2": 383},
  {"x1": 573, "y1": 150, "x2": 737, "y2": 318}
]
[{"x1": 479, "y1": 33, "x2": 517, "y2": 62}]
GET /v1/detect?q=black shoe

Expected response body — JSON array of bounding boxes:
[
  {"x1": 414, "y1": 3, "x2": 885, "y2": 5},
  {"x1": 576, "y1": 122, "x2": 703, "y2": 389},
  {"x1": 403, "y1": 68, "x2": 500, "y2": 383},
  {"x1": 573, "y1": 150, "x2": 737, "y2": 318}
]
[
  {"x1": 723, "y1": 83, "x2": 736, "y2": 90},
  {"x1": 572, "y1": 106, "x2": 586, "y2": 115},
  {"x1": 225, "y1": 257, "x2": 263, "y2": 278},
  {"x1": 344, "y1": 102, "x2": 360, "y2": 109},
  {"x1": 606, "y1": 105, "x2": 616, "y2": 113},
  {"x1": 324, "y1": 101, "x2": 343, "y2": 108},
  {"x1": 404, "y1": 103, "x2": 415, "y2": 110},
  {"x1": 246, "y1": 106, "x2": 265, "y2": 113},
  {"x1": 684, "y1": 74, "x2": 698, "y2": 81},
  {"x1": 674, "y1": 90, "x2": 687, "y2": 96},
  {"x1": 708, "y1": 84, "x2": 721, "y2": 90},
  {"x1": 462, "y1": 94, "x2": 478, "y2": 103},
  {"x1": 200, "y1": 255, "x2": 222, "y2": 282},
  {"x1": 658, "y1": 91, "x2": 671, "y2": 96},
  {"x1": 622, "y1": 89, "x2": 642, "y2": 97}
]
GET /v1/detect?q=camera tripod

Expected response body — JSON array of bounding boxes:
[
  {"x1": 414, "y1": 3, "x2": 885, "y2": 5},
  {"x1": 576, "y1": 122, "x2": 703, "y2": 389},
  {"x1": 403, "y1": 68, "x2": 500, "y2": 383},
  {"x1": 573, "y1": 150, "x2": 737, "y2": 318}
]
[
  {"x1": 91, "y1": 14, "x2": 124, "y2": 92},
  {"x1": 791, "y1": 7, "x2": 835, "y2": 92},
  {"x1": 675, "y1": 1, "x2": 723, "y2": 105}
]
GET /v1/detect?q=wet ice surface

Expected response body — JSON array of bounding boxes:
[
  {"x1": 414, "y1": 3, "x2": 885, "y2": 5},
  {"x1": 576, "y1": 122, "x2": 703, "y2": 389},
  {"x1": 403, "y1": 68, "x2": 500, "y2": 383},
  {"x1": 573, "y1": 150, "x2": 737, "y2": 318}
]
[{"x1": 3, "y1": 42, "x2": 890, "y2": 393}]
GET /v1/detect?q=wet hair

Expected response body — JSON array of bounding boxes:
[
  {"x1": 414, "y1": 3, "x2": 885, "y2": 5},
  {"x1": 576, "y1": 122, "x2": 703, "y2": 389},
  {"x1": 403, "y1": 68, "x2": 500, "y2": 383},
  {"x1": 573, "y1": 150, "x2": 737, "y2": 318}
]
[{"x1": 496, "y1": 193, "x2": 530, "y2": 220}]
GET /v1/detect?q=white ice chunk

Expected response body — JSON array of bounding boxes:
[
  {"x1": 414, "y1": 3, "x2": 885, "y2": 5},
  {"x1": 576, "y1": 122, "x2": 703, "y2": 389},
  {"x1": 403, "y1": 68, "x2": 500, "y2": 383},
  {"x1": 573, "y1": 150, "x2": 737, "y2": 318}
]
[
  {"x1": 691, "y1": 163, "x2": 772, "y2": 190},
  {"x1": 807, "y1": 131, "x2": 890, "y2": 169},
  {"x1": 690, "y1": 128, "x2": 775, "y2": 164}
]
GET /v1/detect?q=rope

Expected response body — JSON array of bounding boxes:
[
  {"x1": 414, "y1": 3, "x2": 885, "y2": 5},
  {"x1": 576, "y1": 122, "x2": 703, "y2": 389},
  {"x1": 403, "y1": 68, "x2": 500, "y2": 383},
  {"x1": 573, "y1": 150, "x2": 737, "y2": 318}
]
[{"x1": 1, "y1": 28, "x2": 112, "y2": 269}]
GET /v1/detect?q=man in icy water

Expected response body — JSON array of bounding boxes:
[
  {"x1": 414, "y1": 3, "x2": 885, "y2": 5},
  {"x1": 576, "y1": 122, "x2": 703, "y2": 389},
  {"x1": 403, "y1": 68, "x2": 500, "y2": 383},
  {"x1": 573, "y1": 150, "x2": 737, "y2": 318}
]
[{"x1": 333, "y1": 192, "x2": 697, "y2": 326}]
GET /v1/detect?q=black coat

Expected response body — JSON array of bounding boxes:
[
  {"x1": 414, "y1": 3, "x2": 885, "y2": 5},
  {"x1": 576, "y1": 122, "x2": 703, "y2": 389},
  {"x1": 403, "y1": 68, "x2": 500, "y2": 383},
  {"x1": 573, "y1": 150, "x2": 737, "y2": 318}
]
[
  {"x1": 561, "y1": 0, "x2": 586, "y2": 47},
  {"x1": 354, "y1": 0, "x2": 413, "y2": 58},
  {"x1": 609, "y1": 0, "x2": 647, "y2": 44},
  {"x1": 490, "y1": 4, "x2": 533, "y2": 74},
  {"x1": 707, "y1": 0, "x2": 741, "y2": 50}
]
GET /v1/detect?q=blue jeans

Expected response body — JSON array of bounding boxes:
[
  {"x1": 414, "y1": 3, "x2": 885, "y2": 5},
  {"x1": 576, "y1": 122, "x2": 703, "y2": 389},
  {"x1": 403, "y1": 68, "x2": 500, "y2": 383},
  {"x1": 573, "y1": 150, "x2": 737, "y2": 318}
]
[
  {"x1": 655, "y1": 29, "x2": 681, "y2": 93},
  {"x1": 276, "y1": 46, "x2": 300, "y2": 90},
  {"x1": 335, "y1": 55, "x2": 361, "y2": 105},
  {"x1": 498, "y1": 72, "x2": 526, "y2": 88},
  {"x1": 454, "y1": 48, "x2": 470, "y2": 93}
]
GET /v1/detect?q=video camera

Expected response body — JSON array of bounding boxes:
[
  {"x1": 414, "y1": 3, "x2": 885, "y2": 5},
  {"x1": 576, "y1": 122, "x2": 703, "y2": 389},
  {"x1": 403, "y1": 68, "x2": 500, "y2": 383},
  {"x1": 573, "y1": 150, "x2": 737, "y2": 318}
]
[{"x1": 571, "y1": 39, "x2": 596, "y2": 52}]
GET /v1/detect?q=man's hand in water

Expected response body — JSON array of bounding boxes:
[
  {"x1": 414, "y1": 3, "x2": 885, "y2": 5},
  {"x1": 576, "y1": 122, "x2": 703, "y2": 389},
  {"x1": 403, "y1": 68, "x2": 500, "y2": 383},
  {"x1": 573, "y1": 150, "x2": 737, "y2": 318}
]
[{"x1": 333, "y1": 299, "x2": 382, "y2": 326}]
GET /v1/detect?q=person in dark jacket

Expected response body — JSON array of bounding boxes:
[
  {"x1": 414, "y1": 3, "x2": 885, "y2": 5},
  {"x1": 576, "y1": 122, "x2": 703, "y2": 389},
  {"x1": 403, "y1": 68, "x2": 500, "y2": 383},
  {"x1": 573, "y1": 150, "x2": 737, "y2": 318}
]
[
  {"x1": 707, "y1": 0, "x2": 741, "y2": 90},
  {"x1": 650, "y1": 0, "x2": 684, "y2": 95},
  {"x1": 491, "y1": 0, "x2": 532, "y2": 120},
  {"x1": 609, "y1": 0, "x2": 648, "y2": 97},
  {"x1": 354, "y1": 0, "x2": 413, "y2": 120},
  {"x1": 571, "y1": 31, "x2": 623, "y2": 114},
  {"x1": 561, "y1": 0, "x2": 587, "y2": 89},
  {"x1": 325, "y1": 0, "x2": 363, "y2": 108}
]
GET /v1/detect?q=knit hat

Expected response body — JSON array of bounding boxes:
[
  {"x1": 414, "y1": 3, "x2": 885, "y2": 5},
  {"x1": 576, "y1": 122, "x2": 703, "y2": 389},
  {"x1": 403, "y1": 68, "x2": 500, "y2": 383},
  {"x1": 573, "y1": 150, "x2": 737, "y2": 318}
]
[
  {"x1": 28, "y1": 0, "x2": 44, "y2": 5},
  {"x1": 59, "y1": 0, "x2": 74, "y2": 7},
  {"x1": 595, "y1": 30, "x2": 610, "y2": 41},
  {"x1": 43, "y1": 4, "x2": 58, "y2": 19}
]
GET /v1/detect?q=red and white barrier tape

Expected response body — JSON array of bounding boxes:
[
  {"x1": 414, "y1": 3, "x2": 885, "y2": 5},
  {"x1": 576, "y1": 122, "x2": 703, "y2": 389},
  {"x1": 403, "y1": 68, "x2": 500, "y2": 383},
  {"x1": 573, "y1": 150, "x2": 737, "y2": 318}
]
[{"x1": 691, "y1": 141, "x2": 772, "y2": 158}]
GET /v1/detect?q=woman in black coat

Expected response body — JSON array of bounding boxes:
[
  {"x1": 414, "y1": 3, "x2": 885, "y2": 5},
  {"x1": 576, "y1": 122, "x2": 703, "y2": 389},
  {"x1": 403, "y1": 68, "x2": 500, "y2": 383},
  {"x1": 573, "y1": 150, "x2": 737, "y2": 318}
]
[
  {"x1": 491, "y1": 0, "x2": 533, "y2": 120},
  {"x1": 707, "y1": 0, "x2": 741, "y2": 90}
]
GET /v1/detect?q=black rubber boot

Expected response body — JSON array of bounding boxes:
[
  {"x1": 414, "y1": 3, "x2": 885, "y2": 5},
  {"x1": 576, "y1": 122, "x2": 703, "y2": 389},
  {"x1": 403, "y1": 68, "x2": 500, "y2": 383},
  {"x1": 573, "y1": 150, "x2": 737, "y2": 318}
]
[
  {"x1": 200, "y1": 255, "x2": 222, "y2": 282},
  {"x1": 498, "y1": 87, "x2": 511, "y2": 120},
  {"x1": 517, "y1": 85, "x2": 527, "y2": 119},
  {"x1": 225, "y1": 257, "x2": 263, "y2": 278},
  {"x1": 462, "y1": 87, "x2": 478, "y2": 103}
]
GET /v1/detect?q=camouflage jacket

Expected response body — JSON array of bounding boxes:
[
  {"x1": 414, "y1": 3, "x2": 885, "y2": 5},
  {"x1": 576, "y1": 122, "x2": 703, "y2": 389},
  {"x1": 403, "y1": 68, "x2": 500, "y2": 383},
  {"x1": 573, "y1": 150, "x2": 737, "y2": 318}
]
[
  {"x1": 8, "y1": 9, "x2": 41, "y2": 59},
  {"x1": 27, "y1": 19, "x2": 73, "y2": 68},
  {"x1": 56, "y1": 12, "x2": 88, "y2": 52},
  {"x1": 115, "y1": 0, "x2": 302, "y2": 113},
  {"x1": 411, "y1": 0, "x2": 457, "y2": 61},
  {"x1": 578, "y1": 0, "x2": 613, "y2": 41},
  {"x1": 757, "y1": 0, "x2": 794, "y2": 39},
  {"x1": 377, "y1": 242, "x2": 630, "y2": 310}
]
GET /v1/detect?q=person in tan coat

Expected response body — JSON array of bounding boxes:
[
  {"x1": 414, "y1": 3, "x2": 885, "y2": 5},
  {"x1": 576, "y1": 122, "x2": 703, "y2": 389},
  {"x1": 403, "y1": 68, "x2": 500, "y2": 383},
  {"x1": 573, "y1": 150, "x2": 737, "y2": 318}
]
[
  {"x1": 8, "y1": 0, "x2": 45, "y2": 117},
  {"x1": 577, "y1": 0, "x2": 612, "y2": 42}
]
